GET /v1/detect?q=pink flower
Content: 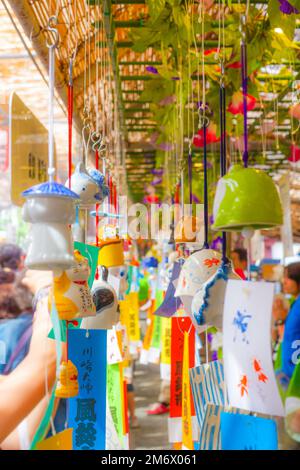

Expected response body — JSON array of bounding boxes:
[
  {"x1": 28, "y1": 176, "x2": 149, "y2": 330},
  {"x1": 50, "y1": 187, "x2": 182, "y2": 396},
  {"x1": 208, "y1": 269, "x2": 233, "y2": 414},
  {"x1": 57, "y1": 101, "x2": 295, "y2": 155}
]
[
  {"x1": 289, "y1": 103, "x2": 300, "y2": 120},
  {"x1": 193, "y1": 122, "x2": 220, "y2": 148},
  {"x1": 228, "y1": 91, "x2": 256, "y2": 115},
  {"x1": 159, "y1": 95, "x2": 176, "y2": 106},
  {"x1": 289, "y1": 145, "x2": 300, "y2": 162}
]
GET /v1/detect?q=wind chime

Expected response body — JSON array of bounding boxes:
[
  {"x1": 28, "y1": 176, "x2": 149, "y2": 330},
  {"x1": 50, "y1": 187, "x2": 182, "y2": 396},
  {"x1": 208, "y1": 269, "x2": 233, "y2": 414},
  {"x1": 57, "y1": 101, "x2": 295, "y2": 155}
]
[
  {"x1": 22, "y1": 16, "x2": 79, "y2": 272},
  {"x1": 212, "y1": 15, "x2": 283, "y2": 245}
]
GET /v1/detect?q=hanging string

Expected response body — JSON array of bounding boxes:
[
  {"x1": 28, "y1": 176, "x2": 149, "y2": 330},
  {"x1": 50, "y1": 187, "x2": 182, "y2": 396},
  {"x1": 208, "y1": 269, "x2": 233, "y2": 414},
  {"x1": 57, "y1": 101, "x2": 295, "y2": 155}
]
[
  {"x1": 219, "y1": 60, "x2": 228, "y2": 264},
  {"x1": 68, "y1": 58, "x2": 74, "y2": 188},
  {"x1": 203, "y1": 123, "x2": 209, "y2": 249},
  {"x1": 241, "y1": 16, "x2": 248, "y2": 168},
  {"x1": 46, "y1": 17, "x2": 59, "y2": 183},
  {"x1": 198, "y1": 0, "x2": 209, "y2": 250},
  {"x1": 188, "y1": 148, "x2": 193, "y2": 206}
]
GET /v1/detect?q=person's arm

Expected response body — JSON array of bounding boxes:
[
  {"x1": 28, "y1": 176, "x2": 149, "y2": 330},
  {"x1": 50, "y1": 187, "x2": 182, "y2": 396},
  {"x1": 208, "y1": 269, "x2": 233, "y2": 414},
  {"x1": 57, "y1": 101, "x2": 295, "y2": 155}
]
[{"x1": 0, "y1": 297, "x2": 57, "y2": 443}]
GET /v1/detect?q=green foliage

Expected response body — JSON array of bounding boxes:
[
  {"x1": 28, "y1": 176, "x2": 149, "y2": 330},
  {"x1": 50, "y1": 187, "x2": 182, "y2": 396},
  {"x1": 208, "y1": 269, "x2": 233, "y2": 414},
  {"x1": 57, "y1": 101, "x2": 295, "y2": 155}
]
[
  {"x1": 126, "y1": 0, "x2": 299, "y2": 184},
  {"x1": 145, "y1": 0, "x2": 166, "y2": 22},
  {"x1": 268, "y1": 0, "x2": 297, "y2": 40}
]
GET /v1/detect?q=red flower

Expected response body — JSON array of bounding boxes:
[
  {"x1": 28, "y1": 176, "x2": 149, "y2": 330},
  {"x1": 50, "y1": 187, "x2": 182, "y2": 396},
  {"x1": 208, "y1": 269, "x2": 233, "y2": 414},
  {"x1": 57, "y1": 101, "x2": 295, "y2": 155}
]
[
  {"x1": 144, "y1": 194, "x2": 160, "y2": 204},
  {"x1": 227, "y1": 61, "x2": 242, "y2": 69},
  {"x1": 228, "y1": 91, "x2": 256, "y2": 115},
  {"x1": 289, "y1": 145, "x2": 300, "y2": 162},
  {"x1": 193, "y1": 122, "x2": 220, "y2": 148},
  {"x1": 204, "y1": 48, "x2": 218, "y2": 56}
]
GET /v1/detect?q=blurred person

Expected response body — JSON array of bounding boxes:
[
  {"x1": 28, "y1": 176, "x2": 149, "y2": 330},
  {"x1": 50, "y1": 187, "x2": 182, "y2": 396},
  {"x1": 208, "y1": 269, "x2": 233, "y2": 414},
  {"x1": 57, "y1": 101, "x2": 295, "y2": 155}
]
[
  {"x1": 0, "y1": 269, "x2": 66, "y2": 449},
  {"x1": 0, "y1": 243, "x2": 24, "y2": 271},
  {"x1": 146, "y1": 382, "x2": 170, "y2": 416},
  {"x1": 231, "y1": 247, "x2": 247, "y2": 280},
  {"x1": 275, "y1": 263, "x2": 300, "y2": 388},
  {"x1": 0, "y1": 269, "x2": 33, "y2": 374},
  {"x1": 0, "y1": 294, "x2": 58, "y2": 447}
]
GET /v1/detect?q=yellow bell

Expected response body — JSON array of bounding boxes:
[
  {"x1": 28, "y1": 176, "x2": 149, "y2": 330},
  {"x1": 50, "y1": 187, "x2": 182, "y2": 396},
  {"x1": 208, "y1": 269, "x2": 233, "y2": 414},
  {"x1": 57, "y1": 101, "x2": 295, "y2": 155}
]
[
  {"x1": 55, "y1": 360, "x2": 79, "y2": 398},
  {"x1": 97, "y1": 238, "x2": 124, "y2": 268}
]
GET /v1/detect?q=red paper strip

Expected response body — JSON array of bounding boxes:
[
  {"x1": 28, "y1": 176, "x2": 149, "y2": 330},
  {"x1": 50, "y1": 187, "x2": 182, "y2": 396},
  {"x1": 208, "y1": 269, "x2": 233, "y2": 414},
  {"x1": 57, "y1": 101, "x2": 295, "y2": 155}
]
[{"x1": 170, "y1": 317, "x2": 195, "y2": 419}]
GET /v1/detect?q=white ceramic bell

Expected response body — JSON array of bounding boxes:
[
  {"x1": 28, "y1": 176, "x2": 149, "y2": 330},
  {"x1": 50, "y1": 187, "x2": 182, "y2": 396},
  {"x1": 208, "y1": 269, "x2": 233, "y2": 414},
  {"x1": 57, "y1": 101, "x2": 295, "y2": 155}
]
[
  {"x1": 22, "y1": 182, "x2": 79, "y2": 271},
  {"x1": 175, "y1": 249, "x2": 222, "y2": 298},
  {"x1": 80, "y1": 266, "x2": 119, "y2": 330},
  {"x1": 65, "y1": 162, "x2": 109, "y2": 207},
  {"x1": 191, "y1": 263, "x2": 240, "y2": 332}
]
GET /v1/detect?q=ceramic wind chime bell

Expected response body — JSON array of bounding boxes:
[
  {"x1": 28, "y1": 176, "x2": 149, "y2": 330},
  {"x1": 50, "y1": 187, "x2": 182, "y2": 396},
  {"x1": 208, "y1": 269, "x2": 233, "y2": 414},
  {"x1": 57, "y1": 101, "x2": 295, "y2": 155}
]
[
  {"x1": 191, "y1": 261, "x2": 240, "y2": 332},
  {"x1": 22, "y1": 182, "x2": 79, "y2": 271},
  {"x1": 22, "y1": 20, "x2": 80, "y2": 271},
  {"x1": 50, "y1": 249, "x2": 96, "y2": 321},
  {"x1": 175, "y1": 249, "x2": 222, "y2": 298},
  {"x1": 81, "y1": 266, "x2": 118, "y2": 330},
  {"x1": 65, "y1": 162, "x2": 109, "y2": 208},
  {"x1": 97, "y1": 225, "x2": 124, "y2": 268},
  {"x1": 212, "y1": 163, "x2": 283, "y2": 233},
  {"x1": 55, "y1": 360, "x2": 79, "y2": 398}
]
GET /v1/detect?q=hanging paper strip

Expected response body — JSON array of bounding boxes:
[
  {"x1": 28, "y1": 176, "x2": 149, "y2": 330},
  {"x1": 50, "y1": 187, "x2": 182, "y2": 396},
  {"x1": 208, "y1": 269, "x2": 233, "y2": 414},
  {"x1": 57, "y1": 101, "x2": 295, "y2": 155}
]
[
  {"x1": 199, "y1": 403, "x2": 249, "y2": 450},
  {"x1": 169, "y1": 317, "x2": 197, "y2": 443},
  {"x1": 189, "y1": 360, "x2": 228, "y2": 429},
  {"x1": 107, "y1": 329, "x2": 123, "y2": 365},
  {"x1": 125, "y1": 292, "x2": 141, "y2": 353},
  {"x1": 148, "y1": 314, "x2": 162, "y2": 364},
  {"x1": 31, "y1": 303, "x2": 62, "y2": 449},
  {"x1": 155, "y1": 262, "x2": 182, "y2": 318},
  {"x1": 181, "y1": 331, "x2": 194, "y2": 450},
  {"x1": 122, "y1": 377, "x2": 129, "y2": 450},
  {"x1": 160, "y1": 317, "x2": 172, "y2": 381},
  {"x1": 119, "y1": 299, "x2": 129, "y2": 327},
  {"x1": 140, "y1": 316, "x2": 155, "y2": 365},
  {"x1": 107, "y1": 363, "x2": 124, "y2": 449},
  {"x1": 106, "y1": 398, "x2": 123, "y2": 450},
  {"x1": 223, "y1": 280, "x2": 284, "y2": 416},
  {"x1": 36, "y1": 429, "x2": 73, "y2": 451},
  {"x1": 148, "y1": 289, "x2": 164, "y2": 363},
  {"x1": 220, "y1": 412, "x2": 278, "y2": 450},
  {"x1": 68, "y1": 329, "x2": 107, "y2": 450}
]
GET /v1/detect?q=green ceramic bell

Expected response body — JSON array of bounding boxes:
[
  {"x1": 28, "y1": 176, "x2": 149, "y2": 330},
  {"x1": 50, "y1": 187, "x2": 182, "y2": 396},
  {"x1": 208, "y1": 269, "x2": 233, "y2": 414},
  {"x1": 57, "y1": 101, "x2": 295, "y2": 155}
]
[{"x1": 212, "y1": 164, "x2": 283, "y2": 232}]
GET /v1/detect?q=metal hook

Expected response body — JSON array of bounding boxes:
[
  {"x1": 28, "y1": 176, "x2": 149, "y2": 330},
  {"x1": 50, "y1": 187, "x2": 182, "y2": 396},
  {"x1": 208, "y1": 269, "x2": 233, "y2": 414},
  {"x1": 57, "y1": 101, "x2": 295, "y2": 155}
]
[
  {"x1": 91, "y1": 131, "x2": 106, "y2": 154},
  {"x1": 198, "y1": 107, "x2": 210, "y2": 129},
  {"x1": 82, "y1": 121, "x2": 91, "y2": 165},
  {"x1": 46, "y1": 16, "x2": 59, "y2": 49}
]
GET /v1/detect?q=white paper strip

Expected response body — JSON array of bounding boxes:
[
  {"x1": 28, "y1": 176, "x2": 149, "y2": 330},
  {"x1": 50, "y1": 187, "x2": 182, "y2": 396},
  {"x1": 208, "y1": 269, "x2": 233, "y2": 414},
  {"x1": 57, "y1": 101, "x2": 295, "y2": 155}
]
[{"x1": 223, "y1": 280, "x2": 284, "y2": 416}]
